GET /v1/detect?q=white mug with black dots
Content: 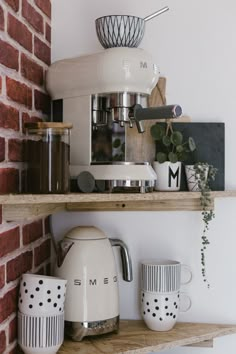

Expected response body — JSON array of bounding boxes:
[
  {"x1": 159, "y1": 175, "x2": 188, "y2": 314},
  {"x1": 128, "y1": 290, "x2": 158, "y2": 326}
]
[
  {"x1": 18, "y1": 273, "x2": 67, "y2": 316},
  {"x1": 18, "y1": 273, "x2": 67, "y2": 354},
  {"x1": 141, "y1": 290, "x2": 191, "y2": 331}
]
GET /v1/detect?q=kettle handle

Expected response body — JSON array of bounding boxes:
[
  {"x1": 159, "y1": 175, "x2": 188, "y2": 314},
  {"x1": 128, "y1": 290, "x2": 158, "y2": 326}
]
[{"x1": 110, "y1": 239, "x2": 133, "y2": 282}]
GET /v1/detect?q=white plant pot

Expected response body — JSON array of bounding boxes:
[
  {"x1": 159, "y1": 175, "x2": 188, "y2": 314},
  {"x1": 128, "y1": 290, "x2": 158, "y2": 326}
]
[
  {"x1": 153, "y1": 161, "x2": 182, "y2": 191},
  {"x1": 185, "y1": 165, "x2": 209, "y2": 192}
]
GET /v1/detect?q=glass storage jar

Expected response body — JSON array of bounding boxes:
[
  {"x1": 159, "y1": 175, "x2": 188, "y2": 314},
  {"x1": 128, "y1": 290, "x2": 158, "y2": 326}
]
[{"x1": 24, "y1": 122, "x2": 72, "y2": 194}]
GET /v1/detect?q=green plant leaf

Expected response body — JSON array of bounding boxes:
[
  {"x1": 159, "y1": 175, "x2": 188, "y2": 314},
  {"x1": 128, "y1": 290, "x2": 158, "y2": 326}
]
[
  {"x1": 156, "y1": 152, "x2": 167, "y2": 163},
  {"x1": 171, "y1": 131, "x2": 183, "y2": 146},
  {"x1": 188, "y1": 137, "x2": 196, "y2": 151},
  {"x1": 150, "y1": 124, "x2": 165, "y2": 140},
  {"x1": 176, "y1": 145, "x2": 184, "y2": 153},
  {"x1": 162, "y1": 135, "x2": 171, "y2": 146},
  {"x1": 113, "y1": 138, "x2": 121, "y2": 148},
  {"x1": 168, "y1": 152, "x2": 178, "y2": 163}
]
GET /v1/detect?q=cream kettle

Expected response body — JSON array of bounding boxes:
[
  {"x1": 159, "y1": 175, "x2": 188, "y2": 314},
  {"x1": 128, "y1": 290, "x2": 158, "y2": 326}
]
[{"x1": 54, "y1": 226, "x2": 133, "y2": 341}]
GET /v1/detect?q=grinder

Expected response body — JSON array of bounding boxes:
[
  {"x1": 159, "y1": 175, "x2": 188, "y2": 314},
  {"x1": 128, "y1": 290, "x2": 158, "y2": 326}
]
[{"x1": 46, "y1": 47, "x2": 182, "y2": 192}]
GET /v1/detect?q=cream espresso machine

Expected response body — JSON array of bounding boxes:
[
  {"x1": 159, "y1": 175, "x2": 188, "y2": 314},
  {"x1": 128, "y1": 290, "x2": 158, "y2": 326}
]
[{"x1": 46, "y1": 47, "x2": 182, "y2": 192}]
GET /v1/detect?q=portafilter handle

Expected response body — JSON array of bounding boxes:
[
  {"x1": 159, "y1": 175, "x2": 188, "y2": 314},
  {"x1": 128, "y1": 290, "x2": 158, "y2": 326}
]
[
  {"x1": 110, "y1": 239, "x2": 133, "y2": 282},
  {"x1": 132, "y1": 104, "x2": 182, "y2": 133}
]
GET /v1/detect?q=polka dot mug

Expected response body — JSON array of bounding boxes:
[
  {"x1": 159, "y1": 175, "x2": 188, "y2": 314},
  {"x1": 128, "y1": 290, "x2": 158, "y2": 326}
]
[
  {"x1": 141, "y1": 290, "x2": 191, "y2": 331},
  {"x1": 18, "y1": 273, "x2": 67, "y2": 316}
]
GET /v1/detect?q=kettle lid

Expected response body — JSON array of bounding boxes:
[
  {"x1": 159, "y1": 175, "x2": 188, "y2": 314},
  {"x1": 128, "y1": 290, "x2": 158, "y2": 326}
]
[{"x1": 64, "y1": 226, "x2": 107, "y2": 240}]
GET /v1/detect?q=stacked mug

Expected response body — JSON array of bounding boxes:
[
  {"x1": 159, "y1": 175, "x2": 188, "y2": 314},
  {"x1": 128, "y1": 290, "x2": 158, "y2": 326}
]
[
  {"x1": 140, "y1": 259, "x2": 192, "y2": 331},
  {"x1": 18, "y1": 273, "x2": 67, "y2": 354}
]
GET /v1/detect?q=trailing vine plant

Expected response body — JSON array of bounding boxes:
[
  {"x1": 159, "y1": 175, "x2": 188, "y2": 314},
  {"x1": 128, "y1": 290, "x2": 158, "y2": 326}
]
[{"x1": 192, "y1": 162, "x2": 218, "y2": 288}]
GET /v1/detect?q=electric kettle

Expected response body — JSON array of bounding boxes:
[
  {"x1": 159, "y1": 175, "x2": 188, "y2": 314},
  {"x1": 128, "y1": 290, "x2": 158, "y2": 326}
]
[{"x1": 54, "y1": 226, "x2": 133, "y2": 341}]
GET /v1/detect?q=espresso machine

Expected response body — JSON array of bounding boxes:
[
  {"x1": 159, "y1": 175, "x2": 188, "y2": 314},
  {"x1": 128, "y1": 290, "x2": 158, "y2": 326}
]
[{"x1": 46, "y1": 47, "x2": 182, "y2": 192}]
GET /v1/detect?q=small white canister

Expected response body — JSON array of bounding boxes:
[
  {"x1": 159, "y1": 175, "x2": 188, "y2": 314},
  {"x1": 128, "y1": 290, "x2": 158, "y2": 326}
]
[{"x1": 153, "y1": 161, "x2": 182, "y2": 191}]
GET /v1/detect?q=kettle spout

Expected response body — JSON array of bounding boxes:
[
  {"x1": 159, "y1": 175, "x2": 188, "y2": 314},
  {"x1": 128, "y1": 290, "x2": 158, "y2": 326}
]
[{"x1": 110, "y1": 239, "x2": 133, "y2": 282}]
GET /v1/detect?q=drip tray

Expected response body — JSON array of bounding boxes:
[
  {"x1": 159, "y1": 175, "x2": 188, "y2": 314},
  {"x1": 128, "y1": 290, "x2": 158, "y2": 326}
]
[
  {"x1": 70, "y1": 178, "x2": 154, "y2": 193},
  {"x1": 108, "y1": 179, "x2": 154, "y2": 193},
  {"x1": 70, "y1": 162, "x2": 157, "y2": 193}
]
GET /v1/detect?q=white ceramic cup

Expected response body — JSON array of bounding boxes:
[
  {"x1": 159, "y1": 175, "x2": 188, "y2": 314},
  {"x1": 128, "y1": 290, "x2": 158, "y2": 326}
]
[
  {"x1": 18, "y1": 311, "x2": 64, "y2": 354},
  {"x1": 141, "y1": 290, "x2": 191, "y2": 331},
  {"x1": 141, "y1": 260, "x2": 192, "y2": 293},
  {"x1": 18, "y1": 273, "x2": 67, "y2": 316},
  {"x1": 153, "y1": 161, "x2": 182, "y2": 191}
]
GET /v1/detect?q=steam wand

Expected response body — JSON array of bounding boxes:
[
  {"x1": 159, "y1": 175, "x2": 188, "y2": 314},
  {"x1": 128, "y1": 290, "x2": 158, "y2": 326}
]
[{"x1": 130, "y1": 104, "x2": 182, "y2": 133}]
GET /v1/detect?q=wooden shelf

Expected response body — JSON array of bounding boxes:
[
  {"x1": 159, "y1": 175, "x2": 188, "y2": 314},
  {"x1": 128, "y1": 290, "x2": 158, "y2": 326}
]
[
  {"x1": 0, "y1": 191, "x2": 236, "y2": 221},
  {"x1": 58, "y1": 320, "x2": 236, "y2": 353}
]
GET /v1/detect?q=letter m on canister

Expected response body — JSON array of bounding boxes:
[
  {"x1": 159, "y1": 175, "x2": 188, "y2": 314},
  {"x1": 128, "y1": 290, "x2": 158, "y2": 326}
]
[{"x1": 168, "y1": 166, "x2": 180, "y2": 187}]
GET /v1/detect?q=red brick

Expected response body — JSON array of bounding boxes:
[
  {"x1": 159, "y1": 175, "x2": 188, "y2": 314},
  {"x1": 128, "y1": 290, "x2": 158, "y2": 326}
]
[
  {"x1": 34, "y1": 36, "x2": 50, "y2": 65},
  {"x1": 21, "y1": 53, "x2": 43, "y2": 86},
  {"x1": 0, "y1": 227, "x2": 20, "y2": 257},
  {"x1": 7, "y1": 251, "x2": 33, "y2": 282},
  {"x1": 45, "y1": 23, "x2": 51, "y2": 43},
  {"x1": 0, "y1": 5, "x2": 4, "y2": 31},
  {"x1": 22, "y1": 112, "x2": 30, "y2": 126},
  {"x1": 34, "y1": 89, "x2": 51, "y2": 114},
  {"x1": 6, "y1": 77, "x2": 32, "y2": 109},
  {"x1": 8, "y1": 13, "x2": 32, "y2": 52},
  {"x1": 0, "y1": 287, "x2": 18, "y2": 324},
  {"x1": 34, "y1": 0, "x2": 51, "y2": 19},
  {"x1": 4, "y1": 0, "x2": 19, "y2": 12},
  {"x1": 0, "y1": 102, "x2": 19, "y2": 131},
  {"x1": 9, "y1": 316, "x2": 17, "y2": 343},
  {"x1": 23, "y1": 220, "x2": 43, "y2": 245},
  {"x1": 0, "y1": 137, "x2": 5, "y2": 162},
  {"x1": 0, "y1": 39, "x2": 19, "y2": 71},
  {"x1": 34, "y1": 238, "x2": 51, "y2": 267},
  {"x1": 22, "y1": 113, "x2": 42, "y2": 133},
  {"x1": 8, "y1": 139, "x2": 23, "y2": 162},
  {"x1": 0, "y1": 330, "x2": 6, "y2": 353},
  {"x1": 0, "y1": 168, "x2": 19, "y2": 194},
  {"x1": 0, "y1": 265, "x2": 5, "y2": 289},
  {"x1": 0, "y1": 76, "x2": 2, "y2": 93},
  {"x1": 22, "y1": 0, "x2": 43, "y2": 34},
  {"x1": 31, "y1": 115, "x2": 43, "y2": 123}
]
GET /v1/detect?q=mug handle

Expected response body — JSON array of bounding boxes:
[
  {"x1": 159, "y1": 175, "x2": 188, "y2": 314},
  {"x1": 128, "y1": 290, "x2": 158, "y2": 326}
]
[
  {"x1": 181, "y1": 264, "x2": 193, "y2": 285},
  {"x1": 179, "y1": 292, "x2": 192, "y2": 312}
]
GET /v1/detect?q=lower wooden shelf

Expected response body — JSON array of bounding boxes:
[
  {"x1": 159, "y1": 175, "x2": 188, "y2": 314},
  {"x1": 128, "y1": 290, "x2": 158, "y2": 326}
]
[
  {"x1": 58, "y1": 320, "x2": 236, "y2": 354},
  {"x1": 0, "y1": 191, "x2": 236, "y2": 221}
]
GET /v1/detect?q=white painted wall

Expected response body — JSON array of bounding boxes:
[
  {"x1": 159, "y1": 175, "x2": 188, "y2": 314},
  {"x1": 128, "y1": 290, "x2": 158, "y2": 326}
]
[{"x1": 51, "y1": 1, "x2": 236, "y2": 352}]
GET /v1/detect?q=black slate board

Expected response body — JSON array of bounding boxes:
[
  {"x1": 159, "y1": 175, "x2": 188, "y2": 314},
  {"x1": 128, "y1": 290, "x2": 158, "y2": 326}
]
[{"x1": 155, "y1": 123, "x2": 225, "y2": 191}]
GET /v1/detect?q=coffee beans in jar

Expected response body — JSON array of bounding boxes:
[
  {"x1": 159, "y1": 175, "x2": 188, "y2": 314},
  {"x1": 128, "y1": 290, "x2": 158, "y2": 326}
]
[{"x1": 24, "y1": 122, "x2": 72, "y2": 194}]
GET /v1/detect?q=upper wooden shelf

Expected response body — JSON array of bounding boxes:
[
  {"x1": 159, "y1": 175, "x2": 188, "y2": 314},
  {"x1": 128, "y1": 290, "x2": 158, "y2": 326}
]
[
  {"x1": 58, "y1": 320, "x2": 236, "y2": 353},
  {"x1": 0, "y1": 191, "x2": 235, "y2": 221}
]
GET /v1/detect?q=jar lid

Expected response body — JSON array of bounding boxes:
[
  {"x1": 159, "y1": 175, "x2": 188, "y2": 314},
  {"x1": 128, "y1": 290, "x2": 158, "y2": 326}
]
[{"x1": 24, "y1": 122, "x2": 73, "y2": 129}]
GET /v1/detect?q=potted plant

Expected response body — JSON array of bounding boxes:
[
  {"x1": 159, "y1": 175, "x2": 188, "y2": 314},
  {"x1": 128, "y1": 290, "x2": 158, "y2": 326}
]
[
  {"x1": 150, "y1": 121, "x2": 196, "y2": 191},
  {"x1": 185, "y1": 162, "x2": 217, "y2": 288}
]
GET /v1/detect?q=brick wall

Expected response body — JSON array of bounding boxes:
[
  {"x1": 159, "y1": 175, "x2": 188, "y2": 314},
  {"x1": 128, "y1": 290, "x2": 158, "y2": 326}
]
[{"x1": 0, "y1": 0, "x2": 51, "y2": 352}]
